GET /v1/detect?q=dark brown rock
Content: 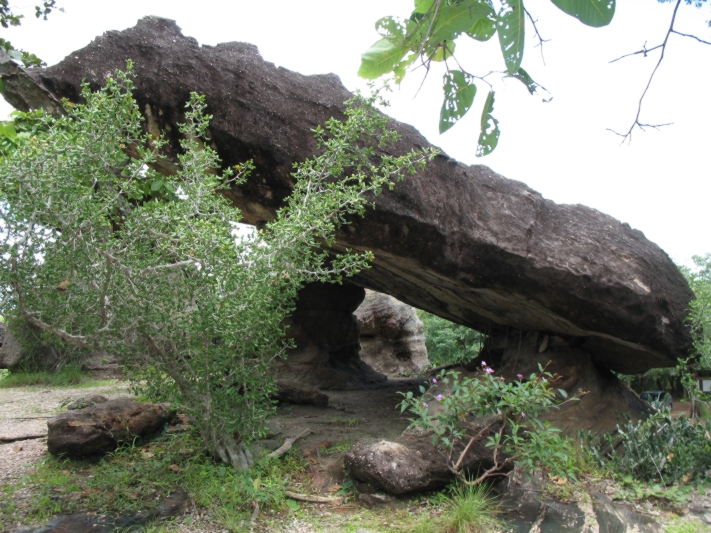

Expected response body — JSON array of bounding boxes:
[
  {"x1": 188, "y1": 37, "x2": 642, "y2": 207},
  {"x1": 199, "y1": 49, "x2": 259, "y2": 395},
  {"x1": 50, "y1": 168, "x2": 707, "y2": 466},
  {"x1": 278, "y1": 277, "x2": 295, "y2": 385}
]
[
  {"x1": 355, "y1": 290, "x2": 429, "y2": 376},
  {"x1": 274, "y1": 379, "x2": 329, "y2": 407},
  {"x1": 0, "y1": 17, "x2": 694, "y2": 374},
  {"x1": 47, "y1": 397, "x2": 174, "y2": 457},
  {"x1": 273, "y1": 282, "x2": 385, "y2": 390}
]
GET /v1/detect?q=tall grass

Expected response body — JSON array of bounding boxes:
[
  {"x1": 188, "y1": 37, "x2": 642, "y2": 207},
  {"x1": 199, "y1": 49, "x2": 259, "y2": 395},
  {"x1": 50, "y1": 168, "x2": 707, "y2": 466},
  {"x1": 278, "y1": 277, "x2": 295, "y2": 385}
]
[
  {"x1": 0, "y1": 362, "x2": 86, "y2": 388},
  {"x1": 414, "y1": 483, "x2": 504, "y2": 533}
]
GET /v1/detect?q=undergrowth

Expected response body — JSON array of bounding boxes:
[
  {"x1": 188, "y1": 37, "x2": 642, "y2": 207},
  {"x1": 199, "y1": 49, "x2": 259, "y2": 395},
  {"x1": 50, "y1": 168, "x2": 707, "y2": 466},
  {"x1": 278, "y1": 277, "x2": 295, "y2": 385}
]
[
  {"x1": 0, "y1": 428, "x2": 308, "y2": 531},
  {"x1": 0, "y1": 363, "x2": 101, "y2": 388}
]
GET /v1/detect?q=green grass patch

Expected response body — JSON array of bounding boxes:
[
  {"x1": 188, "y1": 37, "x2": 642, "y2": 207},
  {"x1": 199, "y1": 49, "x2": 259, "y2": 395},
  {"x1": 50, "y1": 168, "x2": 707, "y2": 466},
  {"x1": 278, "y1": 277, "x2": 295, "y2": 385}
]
[
  {"x1": 0, "y1": 363, "x2": 108, "y2": 389},
  {"x1": 0, "y1": 428, "x2": 309, "y2": 532},
  {"x1": 411, "y1": 484, "x2": 503, "y2": 533}
]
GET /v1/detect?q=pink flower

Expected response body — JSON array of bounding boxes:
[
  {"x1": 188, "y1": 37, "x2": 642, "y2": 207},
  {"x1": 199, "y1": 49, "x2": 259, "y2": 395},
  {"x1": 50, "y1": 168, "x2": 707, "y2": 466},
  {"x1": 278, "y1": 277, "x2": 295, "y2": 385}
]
[
  {"x1": 517, "y1": 374, "x2": 523, "y2": 379},
  {"x1": 481, "y1": 361, "x2": 486, "y2": 366},
  {"x1": 436, "y1": 394, "x2": 443, "y2": 401},
  {"x1": 422, "y1": 403, "x2": 428, "y2": 408},
  {"x1": 521, "y1": 412, "x2": 526, "y2": 418},
  {"x1": 542, "y1": 378, "x2": 547, "y2": 382},
  {"x1": 432, "y1": 378, "x2": 437, "y2": 384},
  {"x1": 485, "y1": 368, "x2": 494, "y2": 374}
]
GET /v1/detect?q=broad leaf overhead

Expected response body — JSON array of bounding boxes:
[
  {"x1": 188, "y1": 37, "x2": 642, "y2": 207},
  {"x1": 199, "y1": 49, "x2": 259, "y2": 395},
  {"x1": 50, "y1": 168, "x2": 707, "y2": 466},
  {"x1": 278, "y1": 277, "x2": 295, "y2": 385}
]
[
  {"x1": 440, "y1": 70, "x2": 477, "y2": 133},
  {"x1": 550, "y1": 0, "x2": 615, "y2": 27},
  {"x1": 497, "y1": 0, "x2": 525, "y2": 74}
]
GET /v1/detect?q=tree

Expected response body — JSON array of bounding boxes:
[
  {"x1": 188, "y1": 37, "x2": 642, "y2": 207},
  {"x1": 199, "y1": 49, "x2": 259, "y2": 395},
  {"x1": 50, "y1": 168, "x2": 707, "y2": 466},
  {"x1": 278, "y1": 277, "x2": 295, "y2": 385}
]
[
  {"x1": 0, "y1": 0, "x2": 60, "y2": 66},
  {"x1": 0, "y1": 66, "x2": 436, "y2": 467},
  {"x1": 358, "y1": 0, "x2": 711, "y2": 154}
]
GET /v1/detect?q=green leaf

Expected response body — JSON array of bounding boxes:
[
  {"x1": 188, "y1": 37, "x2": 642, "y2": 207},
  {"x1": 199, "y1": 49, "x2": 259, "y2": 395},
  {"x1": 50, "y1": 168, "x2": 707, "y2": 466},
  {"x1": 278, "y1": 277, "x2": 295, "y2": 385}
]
[
  {"x1": 439, "y1": 70, "x2": 476, "y2": 134},
  {"x1": 558, "y1": 388, "x2": 568, "y2": 398},
  {"x1": 150, "y1": 179, "x2": 163, "y2": 191},
  {"x1": 358, "y1": 38, "x2": 409, "y2": 79},
  {"x1": 414, "y1": 0, "x2": 435, "y2": 14},
  {"x1": 509, "y1": 68, "x2": 540, "y2": 95},
  {"x1": 497, "y1": 0, "x2": 525, "y2": 74},
  {"x1": 476, "y1": 91, "x2": 499, "y2": 157},
  {"x1": 431, "y1": 2, "x2": 493, "y2": 43},
  {"x1": 467, "y1": 14, "x2": 497, "y2": 41},
  {"x1": 550, "y1": 0, "x2": 615, "y2": 27}
]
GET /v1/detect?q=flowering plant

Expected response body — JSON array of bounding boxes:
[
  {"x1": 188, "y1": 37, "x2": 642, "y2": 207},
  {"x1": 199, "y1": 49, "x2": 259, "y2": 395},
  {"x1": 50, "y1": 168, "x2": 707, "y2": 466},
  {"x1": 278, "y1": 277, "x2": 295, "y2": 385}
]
[{"x1": 398, "y1": 362, "x2": 580, "y2": 484}]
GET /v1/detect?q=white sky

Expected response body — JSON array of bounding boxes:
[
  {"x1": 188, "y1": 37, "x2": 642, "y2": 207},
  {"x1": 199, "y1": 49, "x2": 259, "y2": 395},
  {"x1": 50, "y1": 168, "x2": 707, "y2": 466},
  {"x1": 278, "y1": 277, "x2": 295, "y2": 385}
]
[{"x1": 2, "y1": 0, "x2": 710, "y2": 266}]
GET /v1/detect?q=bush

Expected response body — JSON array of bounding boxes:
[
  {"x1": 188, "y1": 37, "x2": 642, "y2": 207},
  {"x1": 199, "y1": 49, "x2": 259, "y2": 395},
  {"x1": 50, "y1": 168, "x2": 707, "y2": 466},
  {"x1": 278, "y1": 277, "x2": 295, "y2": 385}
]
[
  {"x1": 418, "y1": 310, "x2": 484, "y2": 367},
  {"x1": 399, "y1": 363, "x2": 581, "y2": 484},
  {"x1": 590, "y1": 410, "x2": 711, "y2": 485}
]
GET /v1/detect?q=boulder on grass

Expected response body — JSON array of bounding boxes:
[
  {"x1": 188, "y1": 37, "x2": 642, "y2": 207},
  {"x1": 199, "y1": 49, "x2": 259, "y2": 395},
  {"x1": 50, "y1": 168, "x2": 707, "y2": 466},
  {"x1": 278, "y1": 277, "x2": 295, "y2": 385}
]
[
  {"x1": 47, "y1": 397, "x2": 174, "y2": 457},
  {"x1": 344, "y1": 426, "x2": 502, "y2": 494}
]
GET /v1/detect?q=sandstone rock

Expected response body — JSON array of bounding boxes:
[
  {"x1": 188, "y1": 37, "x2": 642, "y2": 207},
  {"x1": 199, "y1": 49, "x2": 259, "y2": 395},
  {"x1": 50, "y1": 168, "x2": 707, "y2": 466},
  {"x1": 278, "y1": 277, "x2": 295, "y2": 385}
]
[
  {"x1": 0, "y1": 323, "x2": 56, "y2": 370},
  {"x1": 355, "y1": 290, "x2": 428, "y2": 376},
  {"x1": 274, "y1": 379, "x2": 329, "y2": 406},
  {"x1": 274, "y1": 283, "x2": 385, "y2": 390},
  {"x1": 47, "y1": 397, "x2": 174, "y2": 457},
  {"x1": 62, "y1": 395, "x2": 109, "y2": 411},
  {"x1": 2, "y1": 16, "x2": 692, "y2": 375},
  {"x1": 344, "y1": 428, "x2": 501, "y2": 494}
]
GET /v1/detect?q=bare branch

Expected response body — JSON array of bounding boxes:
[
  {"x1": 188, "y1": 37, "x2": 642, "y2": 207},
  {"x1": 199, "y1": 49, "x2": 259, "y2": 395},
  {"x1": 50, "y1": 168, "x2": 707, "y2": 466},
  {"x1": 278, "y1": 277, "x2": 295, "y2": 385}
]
[
  {"x1": 525, "y1": 8, "x2": 549, "y2": 65},
  {"x1": 608, "y1": 0, "x2": 683, "y2": 144},
  {"x1": 671, "y1": 30, "x2": 711, "y2": 46}
]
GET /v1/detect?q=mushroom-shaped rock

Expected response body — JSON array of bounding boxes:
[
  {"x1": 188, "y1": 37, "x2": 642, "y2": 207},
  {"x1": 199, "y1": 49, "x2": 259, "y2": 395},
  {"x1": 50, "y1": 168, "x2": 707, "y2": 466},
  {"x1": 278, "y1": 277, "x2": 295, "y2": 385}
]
[{"x1": 0, "y1": 17, "x2": 693, "y2": 377}]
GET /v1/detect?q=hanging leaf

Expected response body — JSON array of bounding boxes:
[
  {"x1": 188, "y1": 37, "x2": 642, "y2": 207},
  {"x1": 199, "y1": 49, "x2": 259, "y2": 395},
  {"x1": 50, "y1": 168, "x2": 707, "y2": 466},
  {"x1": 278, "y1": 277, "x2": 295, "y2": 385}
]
[
  {"x1": 497, "y1": 0, "x2": 525, "y2": 74},
  {"x1": 439, "y1": 70, "x2": 477, "y2": 134},
  {"x1": 510, "y1": 68, "x2": 540, "y2": 95},
  {"x1": 376, "y1": 16, "x2": 408, "y2": 39},
  {"x1": 358, "y1": 38, "x2": 409, "y2": 79},
  {"x1": 430, "y1": 2, "x2": 493, "y2": 44},
  {"x1": 476, "y1": 91, "x2": 500, "y2": 157},
  {"x1": 467, "y1": 14, "x2": 497, "y2": 41},
  {"x1": 150, "y1": 178, "x2": 164, "y2": 192},
  {"x1": 431, "y1": 41, "x2": 455, "y2": 62},
  {"x1": 550, "y1": 0, "x2": 615, "y2": 27}
]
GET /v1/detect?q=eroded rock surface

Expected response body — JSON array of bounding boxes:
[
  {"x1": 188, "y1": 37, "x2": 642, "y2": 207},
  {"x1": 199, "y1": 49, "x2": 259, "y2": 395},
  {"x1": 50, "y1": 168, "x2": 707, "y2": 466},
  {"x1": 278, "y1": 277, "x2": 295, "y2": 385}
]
[
  {"x1": 47, "y1": 397, "x2": 174, "y2": 457},
  {"x1": 0, "y1": 16, "x2": 693, "y2": 375},
  {"x1": 355, "y1": 290, "x2": 428, "y2": 376}
]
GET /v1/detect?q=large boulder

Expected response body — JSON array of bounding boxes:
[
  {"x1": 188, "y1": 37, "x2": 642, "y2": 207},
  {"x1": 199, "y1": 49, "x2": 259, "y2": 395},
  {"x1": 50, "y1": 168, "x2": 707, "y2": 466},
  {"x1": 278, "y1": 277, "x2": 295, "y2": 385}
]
[
  {"x1": 355, "y1": 290, "x2": 429, "y2": 376},
  {"x1": 47, "y1": 397, "x2": 174, "y2": 457},
  {"x1": 2, "y1": 16, "x2": 692, "y2": 377}
]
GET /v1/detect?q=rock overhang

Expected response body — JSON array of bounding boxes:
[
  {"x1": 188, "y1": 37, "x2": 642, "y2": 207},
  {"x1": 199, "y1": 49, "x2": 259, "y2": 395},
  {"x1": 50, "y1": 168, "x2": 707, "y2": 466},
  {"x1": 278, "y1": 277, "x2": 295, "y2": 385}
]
[{"x1": 0, "y1": 16, "x2": 694, "y2": 375}]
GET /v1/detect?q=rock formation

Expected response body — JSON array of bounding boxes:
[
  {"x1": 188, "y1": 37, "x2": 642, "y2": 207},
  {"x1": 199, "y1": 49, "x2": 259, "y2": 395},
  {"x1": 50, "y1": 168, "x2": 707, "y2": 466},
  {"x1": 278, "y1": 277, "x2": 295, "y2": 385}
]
[
  {"x1": 355, "y1": 290, "x2": 429, "y2": 376},
  {"x1": 0, "y1": 16, "x2": 691, "y2": 379},
  {"x1": 47, "y1": 397, "x2": 174, "y2": 457},
  {"x1": 0, "y1": 16, "x2": 695, "y2": 438}
]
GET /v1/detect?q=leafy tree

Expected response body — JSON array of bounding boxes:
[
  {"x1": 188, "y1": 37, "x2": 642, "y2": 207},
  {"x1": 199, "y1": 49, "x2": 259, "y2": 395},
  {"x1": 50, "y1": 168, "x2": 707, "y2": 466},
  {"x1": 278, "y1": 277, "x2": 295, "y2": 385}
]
[
  {"x1": 0, "y1": 0, "x2": 60, "y2": 67},
  {"x1": 359, "y1": 0, "x2": 711, "y2": 154},
  {"x1": 0, "y1": 66, "x2": 436, "y2": 468}
]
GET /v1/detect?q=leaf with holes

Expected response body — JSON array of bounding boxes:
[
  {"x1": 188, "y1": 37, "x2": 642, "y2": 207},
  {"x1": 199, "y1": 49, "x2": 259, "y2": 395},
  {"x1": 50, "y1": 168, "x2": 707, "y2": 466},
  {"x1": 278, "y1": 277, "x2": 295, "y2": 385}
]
[
  {"x1": 510, "y1": 68, "x2": 541, "y2": 95},
  {"x1": 497, "y1": 0, "x2": 525, "y2": 74},
  {"x1": 551, "y1": 0, "x2": 615, "y2": 27},
  {"x1": 477, "y1": 91, "x2": 500, "y2": 157},
  {"x1": 439, "y1": 70, "x2": 477, "y2": 134},
  {"x1": 467, "y1": 14, "x2": 497, "y2": 41}
]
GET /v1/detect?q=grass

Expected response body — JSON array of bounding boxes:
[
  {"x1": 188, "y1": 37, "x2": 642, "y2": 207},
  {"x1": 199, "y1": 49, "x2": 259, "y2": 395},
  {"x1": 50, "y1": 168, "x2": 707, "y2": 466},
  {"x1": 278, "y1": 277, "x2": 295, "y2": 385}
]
[
  {"x1": 412, "y1": 484, "x2": 504, "y2": 533},
  {"x1": 0, "y1": 427, "x2": 309, "y2": 532},
  {"x1": 329, "y1": 417, "x2": 360, "y2": 427},
  {"x1": 0, "y1": 363, "x2": 110, "y2": 388}
]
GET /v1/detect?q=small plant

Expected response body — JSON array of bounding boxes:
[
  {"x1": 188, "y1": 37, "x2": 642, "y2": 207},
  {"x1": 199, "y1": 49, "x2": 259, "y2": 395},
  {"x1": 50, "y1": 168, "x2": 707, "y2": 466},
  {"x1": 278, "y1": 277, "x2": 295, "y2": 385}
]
[
  {"x1": 0, "y1": 362, "x2": 87, "y2": 388},
  {"x1": 399, "y1": 362, "x2": 580, "y2": 485},
  {"x1": 330, "y1": 417, "x2": 360, "y2": 427},
  {"x1": 591, "y1": 410, "x2": 711, "y2": 486},
  {"x1": 413, "y1": 483, "x2": 503, "y2": 533}
]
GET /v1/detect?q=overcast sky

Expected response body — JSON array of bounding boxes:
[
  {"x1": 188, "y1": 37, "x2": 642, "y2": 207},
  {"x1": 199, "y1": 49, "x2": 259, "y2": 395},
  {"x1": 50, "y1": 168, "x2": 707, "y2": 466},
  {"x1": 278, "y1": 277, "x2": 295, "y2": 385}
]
[{"x1": 2, "y1": 0, "x2": 709, "y2": 266}]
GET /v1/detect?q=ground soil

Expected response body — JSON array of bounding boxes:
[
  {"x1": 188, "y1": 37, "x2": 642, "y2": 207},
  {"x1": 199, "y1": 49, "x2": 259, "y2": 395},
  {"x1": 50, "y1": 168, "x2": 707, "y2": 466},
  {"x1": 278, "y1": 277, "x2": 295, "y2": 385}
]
[{"x1": 1, "y1": 380, "x2": 709, "y2": 533}]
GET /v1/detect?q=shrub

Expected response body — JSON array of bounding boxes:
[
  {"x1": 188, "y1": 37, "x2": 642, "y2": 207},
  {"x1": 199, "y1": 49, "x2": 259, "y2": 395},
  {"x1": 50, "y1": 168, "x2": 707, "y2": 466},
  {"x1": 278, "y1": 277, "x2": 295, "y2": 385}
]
[
  {"x1": 399, "y1": 362, "x2": 581, "y2": 484},
  {"x1": 418, "y1": 310, "x2": 484, "y2": 367}
]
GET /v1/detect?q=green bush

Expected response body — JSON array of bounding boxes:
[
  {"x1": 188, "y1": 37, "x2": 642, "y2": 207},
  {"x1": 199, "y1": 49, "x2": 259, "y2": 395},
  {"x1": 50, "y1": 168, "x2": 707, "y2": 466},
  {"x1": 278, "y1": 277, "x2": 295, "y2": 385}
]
[
  {"x1": 418, "y1": 310, "x2": 484, "y2": 367},
  {"x1": 0, "y1": 362, "x2": 85, "y2": 388},
  {"x1": 591, "y1": 410, "x2": 711, "y2": 485}
]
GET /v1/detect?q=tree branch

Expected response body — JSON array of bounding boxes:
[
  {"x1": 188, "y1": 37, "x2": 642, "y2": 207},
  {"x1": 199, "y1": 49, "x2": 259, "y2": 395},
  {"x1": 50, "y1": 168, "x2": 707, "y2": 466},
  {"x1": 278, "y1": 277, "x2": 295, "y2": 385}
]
[
  {"x1": 525, "y1": 8, "x2": 549, "y2": 65},
  {"x1": 607, "y1": 0, "x2": 682, "y2": 143}
]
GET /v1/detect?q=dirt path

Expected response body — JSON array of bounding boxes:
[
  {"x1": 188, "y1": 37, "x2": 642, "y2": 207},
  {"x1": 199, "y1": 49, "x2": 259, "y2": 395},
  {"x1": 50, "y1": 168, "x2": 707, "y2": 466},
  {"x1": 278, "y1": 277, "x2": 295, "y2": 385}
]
[{"x1": 0, "y1": 381, "x2": 130, "y2": 485}]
